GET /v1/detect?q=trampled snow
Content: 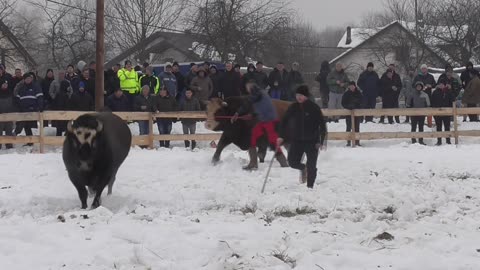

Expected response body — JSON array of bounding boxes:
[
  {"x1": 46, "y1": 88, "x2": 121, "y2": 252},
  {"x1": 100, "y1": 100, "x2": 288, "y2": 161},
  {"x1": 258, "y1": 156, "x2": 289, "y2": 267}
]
[{"x1": 1, "y1": 121, "x2": 480, "y2": 269}]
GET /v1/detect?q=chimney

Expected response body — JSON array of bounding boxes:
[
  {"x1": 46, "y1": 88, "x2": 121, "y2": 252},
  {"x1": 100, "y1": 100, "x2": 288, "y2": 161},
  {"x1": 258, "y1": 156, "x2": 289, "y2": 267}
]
[{"x1": 346, "y1": 26, "x2": 352, "y2": 45}]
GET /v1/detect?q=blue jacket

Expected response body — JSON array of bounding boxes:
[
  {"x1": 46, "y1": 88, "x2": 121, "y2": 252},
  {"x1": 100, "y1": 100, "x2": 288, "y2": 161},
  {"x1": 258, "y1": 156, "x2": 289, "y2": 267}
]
[
  {"x1": 16, "y1": 82, "x2": 43, "y2": 112},
  {"x1": 357, "y1": 70, "x2": 380, "y2": 97},
  {"x1": 159, "y1": 72, "x2": 178, "y2": 97},
  {"x1": 239, "y1": 86, "x2": 277, "y2": 122}
]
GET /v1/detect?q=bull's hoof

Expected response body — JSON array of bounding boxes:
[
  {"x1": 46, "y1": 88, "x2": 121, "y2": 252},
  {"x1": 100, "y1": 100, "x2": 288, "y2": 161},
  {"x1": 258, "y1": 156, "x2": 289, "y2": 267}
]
[
  {"x1": 212, "y1": 157, "x2": 220, "y2": 165},
  {"x1": 259, "y1": 158, "x2": 265, "y2": 163},
  {"x1": 91, "y1": 198, "x2": 101, "y2": 209},
  {"x1": 243, "y1": 165, "x2": 258, "y2": 171}
]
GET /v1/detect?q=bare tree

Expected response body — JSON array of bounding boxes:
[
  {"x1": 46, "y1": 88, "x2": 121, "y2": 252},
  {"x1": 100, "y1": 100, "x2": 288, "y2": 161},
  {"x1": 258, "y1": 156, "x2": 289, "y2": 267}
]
[
  {"x1": 186, "y1": 0, "x2": 292, "y2": 65},
  {"x1": 106, "y1": 0, "x2": 187, "y2": 55}
]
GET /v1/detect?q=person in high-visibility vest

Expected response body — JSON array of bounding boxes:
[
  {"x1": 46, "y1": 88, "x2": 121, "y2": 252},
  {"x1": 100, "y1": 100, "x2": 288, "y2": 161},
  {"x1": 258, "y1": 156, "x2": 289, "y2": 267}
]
[{"x1": 117, "y1": 60, "x2": 139, "y2": 110}]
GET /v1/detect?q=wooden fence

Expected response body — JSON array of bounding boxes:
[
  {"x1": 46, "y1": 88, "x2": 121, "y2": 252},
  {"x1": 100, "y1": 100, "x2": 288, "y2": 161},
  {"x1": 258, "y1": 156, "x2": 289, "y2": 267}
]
[{"x1": 0, "y1": 104, "x2": 479, "y2": 153}]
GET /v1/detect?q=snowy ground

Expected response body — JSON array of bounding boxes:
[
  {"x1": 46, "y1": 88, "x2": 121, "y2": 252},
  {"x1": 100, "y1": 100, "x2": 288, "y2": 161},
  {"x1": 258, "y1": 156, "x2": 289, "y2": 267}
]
[{"x1": 1, "y1": 120, "x2": 480, "y2": 269}]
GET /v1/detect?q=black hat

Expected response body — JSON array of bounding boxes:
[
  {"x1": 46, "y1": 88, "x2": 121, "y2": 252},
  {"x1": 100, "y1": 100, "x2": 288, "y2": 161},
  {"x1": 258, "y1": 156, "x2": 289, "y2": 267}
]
[
  {"x1": 256, "y1": 61, "x2": 263, "y2": 66},
  {"x1": 367, "y1": 62, "x2": 374, "y2": 68},
  {"x1": 234, "y1": 64, "x2": 241, "y2": 69},
  {"x1": 190, "y1": 62, "x2": 196, "y2": 67},
  {"x1": 295, "y1": 85, "x2": 310, "y2": 97},
  {"x1": 23, "y1": 73, "x2": 33, "y2": 79},
  {"x1": 437, "y1": 78, "x2": 447, "y2": 85},
  {"x1": 124, "y1": 60, "x2": 131, "y2": 66},
  {"x1": 466, "y1": 61, "x2": 474, "y2": 68},
  {"x1": 172, "y1": 61, "x2": 179, "y2": 67},
  {"x1": 348, "y1": 81, "x2": 356, "y2": 86}
]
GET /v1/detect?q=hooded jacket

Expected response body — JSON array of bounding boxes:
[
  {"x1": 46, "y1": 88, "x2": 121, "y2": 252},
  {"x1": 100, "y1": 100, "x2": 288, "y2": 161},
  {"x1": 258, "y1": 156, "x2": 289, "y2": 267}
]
[
  {"x1": 280, "y1": 99, "x2": 327, "y2": 144},
  {"x1": 159, "y1": 71, "x2": 177, "y2": 97},
  {"x1": 118, "y1": 68, "x2": 139, "y2": 94},
  {"x1": 315, "y1": 61, "x2": 331, "y2": 94}
]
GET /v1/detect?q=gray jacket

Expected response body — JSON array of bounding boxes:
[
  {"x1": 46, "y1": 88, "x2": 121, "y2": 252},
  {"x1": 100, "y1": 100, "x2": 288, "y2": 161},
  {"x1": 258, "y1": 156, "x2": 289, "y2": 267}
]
[
  {"x1": 407, "y1": 90, "x2": 430, "y2": 108},
  {"x1": 399, "y1": 76, "x2": 415, "y2": 106},
  {"x1": 327, "y1": 69, "x2": 350, "y2": 94}
]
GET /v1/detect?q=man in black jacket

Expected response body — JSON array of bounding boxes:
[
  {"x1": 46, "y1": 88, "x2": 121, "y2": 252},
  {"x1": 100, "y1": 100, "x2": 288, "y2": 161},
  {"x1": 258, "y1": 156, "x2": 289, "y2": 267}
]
[
  {"x1": 342, "y1": 81, "x2": 363, "y2": 146},
  {"x1": 277, "y1": 85, "x2": 327, "y2": 188}
]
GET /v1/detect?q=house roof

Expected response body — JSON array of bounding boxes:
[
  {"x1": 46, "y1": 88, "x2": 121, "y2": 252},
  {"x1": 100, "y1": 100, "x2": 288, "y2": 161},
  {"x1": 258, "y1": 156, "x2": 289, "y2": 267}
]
[
  {"x1": 331, "y1": 21, "x2": 448, "y2": 65},
  {"x1": 0, "y1": 20, "x2": 37, "y2": 68},
  {"x1": 105, "y1": 31, "x2": 204, "y2": 68}
]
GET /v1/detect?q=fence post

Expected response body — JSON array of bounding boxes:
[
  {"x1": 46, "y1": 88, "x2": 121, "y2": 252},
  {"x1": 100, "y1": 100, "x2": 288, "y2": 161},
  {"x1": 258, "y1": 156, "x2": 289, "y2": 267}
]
[
  {"x1": 453, "y1": 102, "x2": 459, "y2": 145},
  {"x1": 39, "y1": 112, "x2": 45, "y2": 154},
  {"x1": 148, "y1": 112, "x2": 154, "y2": 149},
  {"x1": 351, "y1": 110, "x2": 356, "y2": 148}
]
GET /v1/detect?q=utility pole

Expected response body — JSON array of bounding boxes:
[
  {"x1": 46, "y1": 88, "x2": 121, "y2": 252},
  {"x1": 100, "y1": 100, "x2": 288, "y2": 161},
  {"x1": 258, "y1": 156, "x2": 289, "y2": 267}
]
[
  {"x1": 415, "y1": 0, "x2": 419, "y2": 68},
  {"x1": 95, "y1": 0, "x2": 105, "y2": 111}
]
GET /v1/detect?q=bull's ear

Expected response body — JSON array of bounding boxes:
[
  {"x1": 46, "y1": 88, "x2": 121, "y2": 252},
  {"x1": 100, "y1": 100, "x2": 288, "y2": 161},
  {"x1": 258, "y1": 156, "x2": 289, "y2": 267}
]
[
  {"x1": 96, "y1": 120, "x2": 103, "y2": 132},
  {"x1": 67, "y1": 120, "x2": 74, "y2": 133},
  {"x1": 222, "y1": 102, "x2": 228, "y2": 107}
]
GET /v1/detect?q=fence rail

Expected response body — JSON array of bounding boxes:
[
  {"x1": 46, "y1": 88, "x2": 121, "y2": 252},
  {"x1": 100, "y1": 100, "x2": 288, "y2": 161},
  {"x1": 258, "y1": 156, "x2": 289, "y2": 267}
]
[{"x1": 0, "y1": 104, "x2": 479, "y2": 153}]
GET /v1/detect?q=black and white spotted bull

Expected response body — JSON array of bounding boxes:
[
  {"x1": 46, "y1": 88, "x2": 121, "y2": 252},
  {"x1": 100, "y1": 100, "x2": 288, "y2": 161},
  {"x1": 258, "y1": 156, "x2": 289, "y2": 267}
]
[
  {"x1": 205, "y1": 96, "x2": 290, "y2": 167},
  {"x1": 62, "y1": 112, "x2": 132, "y2": 209}
]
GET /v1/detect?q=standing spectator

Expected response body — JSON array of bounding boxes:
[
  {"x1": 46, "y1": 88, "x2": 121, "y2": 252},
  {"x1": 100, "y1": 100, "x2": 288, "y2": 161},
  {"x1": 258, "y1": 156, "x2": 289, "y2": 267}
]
[
  {"x1": 133, "y1": 85, "x2": 157, "y2": 145},
  {"x1": 254, "y1": 61, "x2": 269, "y2": 90},
  {"x1": 172, "y1": 62, "x2": 186, "y2": 102},
  {"x1": 219, "y1": 62, "x2": 241, "y2": 98},
  {"x1": 327, "y1": 62, "x2": 350, "y2": 122},
  {"x1": 407, "y1": 82, "x2": 430, "y2": 145},
  {"x1": 288, "y1": 62, "x2": 304, "y2": 101},
  {"x1": 431, "y1": 80, "x2": 455, "y2": 145},
  {"x1": 89, "y1": 61, "x2": 96, "y2": 80},
  {"x1": 399, "y1": 67, "x2": 416, "y2": 123},
  {"x1": 15, "y1": 73, "x2": 43, "y2": 145},
  {"x1": 12, "y1": 68, "x2": 23, "y2": 88},
  {"x1": 342, "y1": 81, "x2": 363, "y2": 147},
  {"x1": 357, "y1": 62, "x2": 380, "y2": 122},
  {"x1": 118, "y1": 60, "x2": 139, "y2": 110},
  {"x1": 209, "y1": 65, "x2": 221, "y2": 98},
  {"x1": 190, "y1": 68, "x2": 213, "y2": 109},
  {"x1": 460, "y1": 61, "x2": 479, "y2": 89},
  {"x1": 65, "y1": 64, "x2": 80, "y2": 92},
  {"x1": 81, "y1": 68, "x2": 95, "y2": 97},
  {"x1": 460, "y1": 62, "x2": 479, "y2": 121},
  {"x1": 69, "y1": 81, "x2": 94, "y2": 111},
  {"x1": 277, "y1": 85, "x2": 327, "y2": 188},
  {"x1": 185, "y1": 63, "x2": 198, "y2": 89},
  {"x1": 202, "y1": 62, "x2": 211, "y2": 75},
  {"x1": 41, "y1": 69, "x2": 55, "y2": 111},
  {"x1": 179, "y1": 88, "x2": 201, "y2": 149},
  {"x1": 0, "y1": 78, "x2": 15, "y2": 149},
  {"x1": 315, "y1": 61, "x2": 331, "y2": 109},
  {"x1": 462, "y1": 76, "x2": 480, "y2": 122},
  {"x1": 159, "y1": 64, "x2": 178, "y2": 98},
  {"x1": 155, "y1": 87, "x2": 177, "y2": 148},
  {"x1": 242, "y1": 64, "x2": 256, "y2": 94},
  {"x1": 0, "y1": 64, "x2": 13, "y2": 89},
  {"x1": 104, "y1": 64, "x2": 121, "y2": 97},
  {"x1": 49, "y1": 72, "x2": 73, "y2": 136},
  {"x1": 234, "y1": 64, "x2": 242, "y2": 79},
  {"x1": 268, "y1": 62, "x2": 289, "y2": 100},
  {"x1": 142, "y1": 62, "x2": 150, "y2": 75},
  {"x1": 106, "y1": 88, "x2": 131, "y2": 112},
  {"x1": 438, "y1": 67, "x2": 461, "y2": 98},
  {"x1": 379, "y1": 68, "x2": 402, "y2": 124},
  {"x1": 413, "y1": 64, "x2": 436, "y2": 97},
  {"x1": 139, "y1": 66, "x2": 160, "y2": 95}
]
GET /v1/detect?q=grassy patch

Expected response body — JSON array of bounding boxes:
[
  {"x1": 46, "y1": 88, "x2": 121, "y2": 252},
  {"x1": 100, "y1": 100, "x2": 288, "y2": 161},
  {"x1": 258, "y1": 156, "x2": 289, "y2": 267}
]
[{"x1": 272, "y1": 250, "x2": 296, "y2": 268}]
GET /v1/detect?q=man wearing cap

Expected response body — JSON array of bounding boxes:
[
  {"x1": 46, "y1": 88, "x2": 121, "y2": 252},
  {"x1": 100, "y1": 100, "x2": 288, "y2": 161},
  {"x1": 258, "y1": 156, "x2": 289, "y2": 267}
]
[
  {"x1": 219, "y1": 62, "x2": 242, "y2": 98},
  {"x1": 159, "y1": 64, "x2": 178, "y2": 98},
  {"x1": 431, "y1": 79, "x2": 456, "y2": 145},
  {"x1": 0, "y1": 75, "x2": 15, "y2": 149},
  {"x1": 413, "y1": 64, "x2": 436, "y2": 97},
  {"x1": 254, "y1": 61, "x2": 269, "y2": 90},
  {"x1": 357, "y1": 62, "x2": 380, "y2": 122},
  {"x1": 460, "y1": 62, "x2": 479, "y2": 89},
  {"x1": 172, "y1": 62, "x2": 186, "y2": 102},
  {"x1": 342, "y1": 81, "x2": 363, "y2": 146},
  {"x1": 118, "y1": 60, "x2": 140, "y2": 110},
  {"x1": 288, "y1": 62, "x2": 305, "y2": 101},
  {"x1": 327, "y1": 62, "x2": 350, "y2": 122},
  {"x1": 0, "y1": 64, "x2": 13, "y2": 91},
  {"x1": 15, "y1": 73, "x2": 43, "y2": 144},
  {"x1": 379, "y1": 67, "x2": 403, "y2": 124},
  {"x1": 277, "y1": 85, "x2": 327, "y2": 188},
  {"x1": 231, "y1": 80, "x2": 288, "y2": 170},
  {"x1": 460, "y1": 62, "x2": 479, "y2": 122},
  {"x1": 185, "y1": 63, "x2": 199, "y2": 89},
  {"x1": 139, "y1": 66, "x2": 160, "y2": 95},
  {"x1": 69, "y1": 81, "x2": 94, "y2": 111},
  {"x1": 407, "y1": 81, "x2": 430, "y2": 145}
]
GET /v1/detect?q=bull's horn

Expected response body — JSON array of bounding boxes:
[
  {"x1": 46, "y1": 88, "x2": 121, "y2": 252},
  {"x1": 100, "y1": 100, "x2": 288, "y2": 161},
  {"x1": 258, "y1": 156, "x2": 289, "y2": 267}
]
[
  {"x1": 222, "y1": 102, "x2": 228, "y2": 107},
  {"x1": 67, "y1": 120, "x2": 74, "y2": 133},
  {"x1": 96, "y1": 119, "x2": 103, "y2": 132}
]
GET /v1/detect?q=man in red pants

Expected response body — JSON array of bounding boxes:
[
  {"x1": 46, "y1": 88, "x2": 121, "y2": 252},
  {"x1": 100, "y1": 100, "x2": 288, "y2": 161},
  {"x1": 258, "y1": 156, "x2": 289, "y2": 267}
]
[{"x1": 232, "y1": 80, "x2": 288, "y2": 170}]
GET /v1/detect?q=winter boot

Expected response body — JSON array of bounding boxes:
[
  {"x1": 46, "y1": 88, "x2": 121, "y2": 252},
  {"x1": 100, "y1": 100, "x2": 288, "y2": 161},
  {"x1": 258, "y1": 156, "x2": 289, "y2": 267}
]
[
  {"x1": 184, "y1": 140, "x2": 190, "y2": 148},
  {"x1": 165, "y1": 141, "x2": 170, "y2": 148},
  {"x1": 243, "y1": 147, "x2": 258, "y2": 170},
  {"x1": 446, "y1": 138, "x2": 452, "y2": 145},
  {"x1": 299, "y1": 167, "x2": 307, "y2": 184},
  {"x1": 395, "y1": 116, "x2": 401, "y2": 124},
  {"x1": 346, "y1": 141, "x2": 351, "y2": 147},
  {"x1": 191, "y1": 140, "x2": 197, "y2": 150},
  {"x1": 411, "y1": 138, "x2": 417, "y2": 144},
  {"x1": 276, "y1": 152, "x2": 289, "y2": 167},
  {"x1": 355, "y1": 140, "x2": 361, "y2": 147},
  {"x1": 159, "y1": 141, "x2": 165, "y2": 148},
  {"x1": 435, "y1": 138, "x2": 442, "y2": 146},
  {"x1": 379, "y1": 116, "x2": 385, "y2": 124},
  {"x1": 419, "y1": 139, "x2": 426, "y2": 146}
]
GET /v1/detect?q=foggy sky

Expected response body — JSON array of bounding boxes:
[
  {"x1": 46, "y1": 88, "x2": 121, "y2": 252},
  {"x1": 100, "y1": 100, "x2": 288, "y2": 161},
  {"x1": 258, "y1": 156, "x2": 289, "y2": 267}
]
[{"x1": 293, "y1": 0, "x2": 385, "y2": 29}]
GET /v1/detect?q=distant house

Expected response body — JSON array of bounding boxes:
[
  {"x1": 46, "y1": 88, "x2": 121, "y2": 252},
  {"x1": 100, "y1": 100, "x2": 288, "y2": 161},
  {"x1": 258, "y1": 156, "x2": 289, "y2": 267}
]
[
  {"x1": 105, "y1": 31, "x2": 207, "y2": 68},
  {"x1": 330, "y1": 21, "x2": 448, "y2": 78},
  {"x1": 0, "y1": 20, "x2": 37, "y2": 72}
]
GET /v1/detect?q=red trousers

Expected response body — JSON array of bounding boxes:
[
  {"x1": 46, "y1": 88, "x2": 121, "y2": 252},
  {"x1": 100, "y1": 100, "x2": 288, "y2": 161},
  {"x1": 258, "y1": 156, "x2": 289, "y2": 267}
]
[{"x1": 251, "y1": 121, "x2": 280, "y2": 152}]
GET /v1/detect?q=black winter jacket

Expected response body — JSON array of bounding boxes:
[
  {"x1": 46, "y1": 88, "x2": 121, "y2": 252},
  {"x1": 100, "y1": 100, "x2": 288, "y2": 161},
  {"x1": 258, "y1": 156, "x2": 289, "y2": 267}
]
[
  {"x1": 431, "y1": 88, "x2": 455, "y2": 108},
  {"x1": 280, "y1": 100, "x2": 327, "y2": 144},
  {"x1": 342, "y1": 89, "x2": 363, "y2": 110}
]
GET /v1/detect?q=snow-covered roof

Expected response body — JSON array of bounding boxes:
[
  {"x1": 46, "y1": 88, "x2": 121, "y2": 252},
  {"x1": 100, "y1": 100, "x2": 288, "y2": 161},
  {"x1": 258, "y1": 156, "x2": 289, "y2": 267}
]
[{"x1": 337, "y1": 27, "x2": 381, "y2": 48}]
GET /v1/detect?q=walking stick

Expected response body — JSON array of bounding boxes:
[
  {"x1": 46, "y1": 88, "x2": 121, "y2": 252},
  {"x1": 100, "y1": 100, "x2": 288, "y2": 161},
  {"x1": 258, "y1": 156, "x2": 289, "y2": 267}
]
[{"x1": 261, "y1": 146, "x2": 279, "y2": 194}]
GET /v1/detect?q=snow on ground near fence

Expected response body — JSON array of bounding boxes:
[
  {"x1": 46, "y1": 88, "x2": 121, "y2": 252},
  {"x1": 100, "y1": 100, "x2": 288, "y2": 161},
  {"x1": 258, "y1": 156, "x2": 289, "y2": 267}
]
[{"x1": 1, "y1": 125, "x2": 480, "y2": 269}]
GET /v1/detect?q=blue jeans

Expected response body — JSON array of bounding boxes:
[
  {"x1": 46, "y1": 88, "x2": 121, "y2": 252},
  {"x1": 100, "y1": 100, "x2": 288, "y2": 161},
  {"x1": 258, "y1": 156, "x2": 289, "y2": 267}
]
[
  {"x1": 138, "y1": 120, "x2": 149, "y2": 135},
  {"x1": 157, "y1": 120, "x2": 172, "y2": 147}
]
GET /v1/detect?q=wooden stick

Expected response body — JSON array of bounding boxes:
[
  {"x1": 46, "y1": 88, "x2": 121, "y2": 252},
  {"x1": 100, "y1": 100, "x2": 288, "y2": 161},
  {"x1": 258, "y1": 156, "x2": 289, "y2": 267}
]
[
  {"x1": 351, "y1": 110, "x2": 356, "y2": 148},
  {"x1": 148, "y1": 113, "x2": 154, "y2": 149}
]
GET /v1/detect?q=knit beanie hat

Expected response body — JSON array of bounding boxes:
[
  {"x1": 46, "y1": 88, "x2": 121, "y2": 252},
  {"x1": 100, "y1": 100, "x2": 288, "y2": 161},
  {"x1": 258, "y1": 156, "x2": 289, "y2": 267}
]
[
  {"x1": 295, "y1": 85, "x2": 310, "y2": 97},
  {"x1": 79, "y1": 81, "x2": 86, "y2": 89},
  {"x1": 367, "y1": 62, "x2": 374, "y2": 68}
]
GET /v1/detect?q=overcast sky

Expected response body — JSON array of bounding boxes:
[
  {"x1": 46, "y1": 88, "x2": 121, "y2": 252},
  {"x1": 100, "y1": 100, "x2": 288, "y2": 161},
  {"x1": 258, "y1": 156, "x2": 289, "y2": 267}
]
[{"x1": 293, "y1": 0, "x2": 385, "y2": 29}]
